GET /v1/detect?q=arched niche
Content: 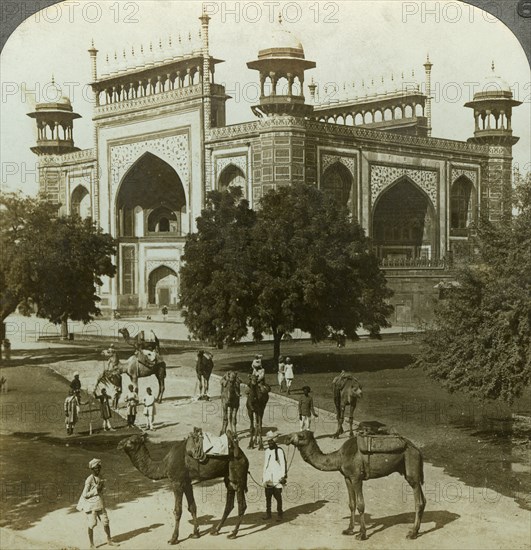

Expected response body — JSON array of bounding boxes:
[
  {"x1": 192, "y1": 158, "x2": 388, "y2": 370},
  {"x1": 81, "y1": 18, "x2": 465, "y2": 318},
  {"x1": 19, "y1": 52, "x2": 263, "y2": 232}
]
[
  {"x1": 218, "y1": 164, "x2": 246, "y2": 196},
  {"x1": 372, "y1": 178, "x2": 436, "y2": 261},
  {"x1": 450, "y1": 176, "x2": 476, "y2": 236},
  {"x1": 321, "y1": 162, "x2": 356, "y2": 218},
  {"x1": 148, "y1": 265, "x2": 179, "y2": 306},
  {"x1": 71, "y1": 185, "x2": 91, "y2": 218}
]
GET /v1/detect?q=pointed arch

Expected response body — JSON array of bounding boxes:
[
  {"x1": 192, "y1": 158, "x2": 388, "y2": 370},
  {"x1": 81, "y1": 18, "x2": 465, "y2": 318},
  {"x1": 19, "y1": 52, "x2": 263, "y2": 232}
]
[
  {"x1": 148, "y1": 265, "x2": 179, "y2": 306},
  {"x1": 450, "y1": 176, "x2": 476, "y2": 236},
  {"x1": 321, "y1": 162, "x2": 356, "y2": 218},
  {"x1": 218, "y1": 164, "x2": 246, "y2": 195},
  {"x1": 116, "y1": 152, "x2": 186, "y2": 237},
  {"x1": 71, "y1": 185, "x2": 91, "y2": 218},
  {"x1": 372, "y1": 177, "x2": 436, "y2": 261}
]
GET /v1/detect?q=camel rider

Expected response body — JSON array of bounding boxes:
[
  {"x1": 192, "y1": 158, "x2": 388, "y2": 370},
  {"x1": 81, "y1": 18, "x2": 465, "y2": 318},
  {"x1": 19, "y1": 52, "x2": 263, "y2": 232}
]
[
  {"x1": 102, "y1": 345, "x2": 119, "y2": 370},
  {"x1": 251, "y1": 355, "x2": 265, "y2": 383}
]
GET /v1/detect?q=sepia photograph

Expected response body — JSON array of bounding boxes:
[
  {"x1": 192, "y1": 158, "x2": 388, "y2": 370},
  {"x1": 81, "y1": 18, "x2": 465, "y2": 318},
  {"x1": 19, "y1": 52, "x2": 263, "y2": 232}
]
[{"x1": 0, "y1": 1, "x2": 530, "y2": 548}]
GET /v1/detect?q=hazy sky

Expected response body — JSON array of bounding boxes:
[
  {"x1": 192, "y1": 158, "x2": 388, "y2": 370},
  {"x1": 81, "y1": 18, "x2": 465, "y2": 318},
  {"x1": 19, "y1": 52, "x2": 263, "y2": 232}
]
[{"x1": 1, "y1": 0, "x2": 529, "y2": 195}]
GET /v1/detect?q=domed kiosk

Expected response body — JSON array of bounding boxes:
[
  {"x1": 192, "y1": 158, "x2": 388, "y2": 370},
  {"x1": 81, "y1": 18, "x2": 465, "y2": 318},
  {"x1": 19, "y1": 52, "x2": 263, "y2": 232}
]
[
  {"x1": 27, "y1": 77, "x2": 81, "y2": 155},
  {"x1": 247, "y1": 15, "x2": 315, "y2": 117},
  {"x1": 464, "y1": 63, "x2": 521, "y2": 146}
]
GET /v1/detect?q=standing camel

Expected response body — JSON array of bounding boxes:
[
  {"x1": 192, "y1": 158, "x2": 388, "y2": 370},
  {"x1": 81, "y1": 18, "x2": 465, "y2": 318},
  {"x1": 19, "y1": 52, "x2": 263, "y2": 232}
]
[
  {"x1": 220, "y1": 371, "x2": 241, "y2": 435},
  {"x1": 99, "y1": 354, "x2": 166, "y2": 403},
  {"x1": 196, "y1": 351, "x2": 214, "y2": 400},
  {"x1": 332, "y1": 372, "x2": 363, "y2": 438},
  {"x1": 246, "y1": 374, "x2": 270, "y2": 450},
  {"x1": 289, "y1": 430, "x2": 425, "y2": 540},
  {"x1": 118, "y1": 433, "x2": 249, "y2": 544}
]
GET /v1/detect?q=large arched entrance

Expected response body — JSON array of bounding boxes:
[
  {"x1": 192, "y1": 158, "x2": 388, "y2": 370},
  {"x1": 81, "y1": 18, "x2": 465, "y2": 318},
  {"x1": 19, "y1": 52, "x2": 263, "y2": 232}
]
[
  {"x1": 116, "y1": 152, "x2": 186, "y2": 237},
  {"x1": 148, "y1": 266, "x2": 179, "y2": 306},
  {"x1": 372, "y1": 179, "x2": 436, "y2": 261},
  {"x1": 321, "y1": 162, "x2": 356, "y2": 218},
  {"x1": 71, "y1": 185, "x2": 91, "y2": 218}
]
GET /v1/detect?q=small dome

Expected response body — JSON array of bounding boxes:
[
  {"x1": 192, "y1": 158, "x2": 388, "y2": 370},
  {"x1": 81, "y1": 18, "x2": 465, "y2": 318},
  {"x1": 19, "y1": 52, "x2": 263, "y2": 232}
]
[
  {"x1": 259, "y1": 15, "x2": 304, "y2": 57},
  {"x1": 475, "y1": 63, "x2": 513, "y2": 98},
  {"x1": 58, "y1": 95, "x2": 72, "y2": 105}
]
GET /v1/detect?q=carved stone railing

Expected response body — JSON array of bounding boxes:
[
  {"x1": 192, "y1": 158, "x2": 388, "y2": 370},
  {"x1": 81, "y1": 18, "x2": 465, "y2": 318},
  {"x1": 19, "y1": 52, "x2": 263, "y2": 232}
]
[
  {"x1": 379, "y1": 257, "x2": 448, "y2": 269},
  {"x1": 94, "y1": 84, "x2": 203, "y2": 117}
]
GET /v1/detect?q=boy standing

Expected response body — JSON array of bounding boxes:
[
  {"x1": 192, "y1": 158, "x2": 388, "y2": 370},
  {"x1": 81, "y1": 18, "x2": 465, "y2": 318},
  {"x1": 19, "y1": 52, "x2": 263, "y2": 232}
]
[
  {"x1": 64, "y1": 389, "x2": 80, "y2": 435},
  {"x1": 124, "y1": 384, "x2": 138, "y2": 428},
  {"x1": 77, "y1": 458, "x2": 117, "y2": 548},
  {"x1": 142, "y1": 387, "x2": 156, "y2": 430},
  {"x1": 298, "y1": 386, "x2": 318, "y2": 430},
  {"x1": 93, "y1": 388, "x2": 114, "y2": 431}
]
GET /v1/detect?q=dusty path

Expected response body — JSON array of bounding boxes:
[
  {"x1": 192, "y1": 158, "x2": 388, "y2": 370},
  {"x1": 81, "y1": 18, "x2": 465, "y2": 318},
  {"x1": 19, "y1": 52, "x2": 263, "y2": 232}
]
[{"x1": 0, "y1": 347, "x2": 529, "y2": 550}]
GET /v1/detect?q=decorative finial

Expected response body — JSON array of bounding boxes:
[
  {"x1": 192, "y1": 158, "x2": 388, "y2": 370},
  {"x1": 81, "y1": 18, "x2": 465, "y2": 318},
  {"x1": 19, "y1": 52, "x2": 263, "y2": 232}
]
[
  {"x1": 426, "y1": 54, "x2": 430, "y2": 62},
  {"x1": 278, "y1": 12, "x2": 282, "y2": 24},
  {"x1": 51, "y1": 74, "x2": 55, "y2": 85},
  {"x1": 491, "y1": 60, "x2": 495, "y2": 72},
  {"x1": 412, "y1": 69, "x2": 415, "y2": 78},
  {"x1": 188, "y1": 31, "x2": 192, "y2": 41},
  {"x1": 91, "y1": 39, "x2": 94, "y2": 48}
]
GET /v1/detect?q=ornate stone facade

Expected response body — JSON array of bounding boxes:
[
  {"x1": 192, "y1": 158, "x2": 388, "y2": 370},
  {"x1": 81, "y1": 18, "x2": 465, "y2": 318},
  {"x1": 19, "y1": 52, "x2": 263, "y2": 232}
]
[{"x1": 370, "y1": 164, "x2": 439, "y2": 207}]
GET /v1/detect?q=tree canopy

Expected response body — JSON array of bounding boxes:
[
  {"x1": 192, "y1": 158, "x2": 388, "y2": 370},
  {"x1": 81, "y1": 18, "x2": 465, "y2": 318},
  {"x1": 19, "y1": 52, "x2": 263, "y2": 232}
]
[
  {"x1": 179, "y1": 187, "x2": 256, "y2": 348},
  {"x1": 1, "y1": 192, "x2": 116, "y2": 340},
  {"x1": 415, "y1": 174, "x2": 531, "y2": 403},
  {"x1": 179, "y1": 184, "x2": 393, "y2": 358}
]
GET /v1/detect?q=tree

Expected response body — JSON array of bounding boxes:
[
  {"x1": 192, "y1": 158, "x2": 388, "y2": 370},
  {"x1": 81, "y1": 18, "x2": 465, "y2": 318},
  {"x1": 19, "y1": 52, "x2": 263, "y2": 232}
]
[
  {"x1": 248, "y1": 184, "x2": 393, "y2": 360},
  {"x1": 1, "y1": 192, "x2": 58, "y2": 325},
  {"x1": 180, "y1": 184, "x2": 393, "y2": 359},
  {"x1": 415, "y1": 174, "x2": 531, "y2": 403},
  {"x1": 179, "y1": 187, "x2": 256, "y2": 348},
  {"x1": 0, "y1": 192, "x2": 117, "y2": 342}
]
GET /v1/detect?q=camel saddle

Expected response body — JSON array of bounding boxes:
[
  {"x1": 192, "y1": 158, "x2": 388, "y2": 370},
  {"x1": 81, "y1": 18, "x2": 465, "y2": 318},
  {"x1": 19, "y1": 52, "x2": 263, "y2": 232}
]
[
  {"x1": 185, "y1": 428, "x2": 239, "y2": 464},
  {"x1": 357, "y1": 435, "x2": 406, "y2": 454},
  {"x1": 136, "y1": 349, "x2": 161, "y2": 368}
]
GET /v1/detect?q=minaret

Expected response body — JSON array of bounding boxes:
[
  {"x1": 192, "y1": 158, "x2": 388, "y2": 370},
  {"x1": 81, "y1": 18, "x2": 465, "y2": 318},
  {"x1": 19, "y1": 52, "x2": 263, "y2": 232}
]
[
  {"x1": 200, "y1": 6, "x2": 213, "y2": 193},
  {"x1": 27, "y1": 76, "x2": 81, "y2": 155},
  {"x1": 88, "y1": 40, "x2": 100, "y2": 222},
  {"x1": 423, "y1": 54, "x2": 433, "y2": 136}
]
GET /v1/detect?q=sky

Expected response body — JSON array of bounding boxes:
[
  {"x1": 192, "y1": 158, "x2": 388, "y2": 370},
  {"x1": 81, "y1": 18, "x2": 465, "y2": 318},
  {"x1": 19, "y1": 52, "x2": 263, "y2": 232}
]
[{"x1": 1, "y1": 0, "x2": 530, "y2": 195}]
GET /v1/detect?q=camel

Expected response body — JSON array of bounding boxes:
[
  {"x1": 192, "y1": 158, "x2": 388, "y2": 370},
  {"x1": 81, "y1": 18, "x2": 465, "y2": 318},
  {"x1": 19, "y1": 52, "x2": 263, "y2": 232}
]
[
  {"x1": 118, "y1": 433, "x2": 249, "y2": 544},
  {"x1": 289, "y1": 430, "x2": 425, "y2": 540},
  {"x1": 332, "y1": 372, "x2": 363, "y2": 438},
  {"x1": 99, "y1": 354, "x2": 167, "y2": 403},
  {"x1": 220, "y1": 371, "x2": 241, "y2": 435},
  {"x1": 119, "y1": 327, "x2": 160, "y2": 352},
  {"x1": 246, "y1": 374, "x2": 270, "y2": 450},
  {"x1": 196, "y1": 350, "x2": 214, "y2": 400}
]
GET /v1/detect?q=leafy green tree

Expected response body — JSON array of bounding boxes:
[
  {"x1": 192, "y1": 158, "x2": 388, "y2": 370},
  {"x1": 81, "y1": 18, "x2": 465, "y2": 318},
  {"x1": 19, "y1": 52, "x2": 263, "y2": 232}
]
[
  {"x1": 179, "y1": 187, "x2": 256, "y2": 348},
  {"x1": 180, "y1": 184, "x2": 393, "y2": 359},
  {"x1": 248, "y1": 184, "x2": 393, "y2": 360},
  {"x1": 415, "y1": 174, "x2": 531, "y2": 403},
  {"x1": 0, "y1": 192, "x2": 116, "y2": 342}
]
